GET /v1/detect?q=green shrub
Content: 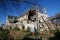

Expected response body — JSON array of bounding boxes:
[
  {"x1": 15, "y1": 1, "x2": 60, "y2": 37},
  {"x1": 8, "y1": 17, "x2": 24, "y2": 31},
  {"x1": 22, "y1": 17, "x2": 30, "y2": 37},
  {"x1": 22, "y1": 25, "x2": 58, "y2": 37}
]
[
  {"x1": 26, "y1": 27, "x2": 30, "y2": 32},
  {"x1": 13, "y1": 27, "x2": 20, "y2": 31},
  {"x1": 0, "y1": 30, "x2": 10, "y2": 40}
]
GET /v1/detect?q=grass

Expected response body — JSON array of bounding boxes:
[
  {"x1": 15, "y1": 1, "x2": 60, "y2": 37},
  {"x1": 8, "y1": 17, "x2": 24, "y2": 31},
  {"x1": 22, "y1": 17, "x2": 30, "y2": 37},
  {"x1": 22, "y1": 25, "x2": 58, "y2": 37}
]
[{"x1": 0, "y1": 28, "x2": 60, "y2": 40}]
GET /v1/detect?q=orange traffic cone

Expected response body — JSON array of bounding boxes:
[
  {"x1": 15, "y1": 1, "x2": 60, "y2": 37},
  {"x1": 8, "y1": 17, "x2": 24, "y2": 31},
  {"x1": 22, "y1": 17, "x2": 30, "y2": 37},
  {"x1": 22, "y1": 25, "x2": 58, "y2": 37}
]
[
  {"x1": 32, "y1": 32, "x2": 34, "y2": 38},
  {"x1": 40, "y1": 32, "x2": 42, "y2": 37},
  {"x1": 9, "y1": 32, "x2": 12, "y2": 40},
  {"x1": 48, "y1": 31, "x2": 51, "y2": 36}
]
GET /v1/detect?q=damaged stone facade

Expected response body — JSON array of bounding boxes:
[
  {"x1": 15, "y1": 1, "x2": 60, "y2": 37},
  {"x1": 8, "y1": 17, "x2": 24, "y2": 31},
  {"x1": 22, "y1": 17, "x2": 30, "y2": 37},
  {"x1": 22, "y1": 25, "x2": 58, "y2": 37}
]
[{"x1": 3, "y1": 7, "x2": 55, "y2": 32}]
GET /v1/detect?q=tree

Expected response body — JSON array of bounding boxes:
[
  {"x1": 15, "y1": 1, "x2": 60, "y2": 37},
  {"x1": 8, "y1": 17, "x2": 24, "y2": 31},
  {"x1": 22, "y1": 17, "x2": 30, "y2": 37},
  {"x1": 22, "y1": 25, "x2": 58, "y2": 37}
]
[
  {"x1": 51, "y1": 13, "x2": 60, "y2": 26},
  {"x1": 55, "y1": 13, "x2": 60, "y2": 24}
]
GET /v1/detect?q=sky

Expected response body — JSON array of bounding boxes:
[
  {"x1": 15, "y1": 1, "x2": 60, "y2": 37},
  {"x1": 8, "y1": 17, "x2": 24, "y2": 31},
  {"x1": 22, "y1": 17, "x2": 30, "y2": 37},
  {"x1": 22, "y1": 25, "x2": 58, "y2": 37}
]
[{"x1": 0, "y1": 0, "x2": 60, "y2": 24}]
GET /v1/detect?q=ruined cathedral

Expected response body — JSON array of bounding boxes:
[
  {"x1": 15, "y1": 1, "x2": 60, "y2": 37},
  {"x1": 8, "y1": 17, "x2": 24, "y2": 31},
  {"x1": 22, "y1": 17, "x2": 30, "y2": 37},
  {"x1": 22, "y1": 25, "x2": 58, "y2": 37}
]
[{"x1": 3, "y1": 7, "x2": 56, "y2": 32}]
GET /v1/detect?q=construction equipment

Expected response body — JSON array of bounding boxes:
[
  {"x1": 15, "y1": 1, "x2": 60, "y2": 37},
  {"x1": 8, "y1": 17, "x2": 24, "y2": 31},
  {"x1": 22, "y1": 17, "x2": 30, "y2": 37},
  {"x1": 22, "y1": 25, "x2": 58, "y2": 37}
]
[{"x1": 18, "y1": 0, "x2": 57, "y2": 32}]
